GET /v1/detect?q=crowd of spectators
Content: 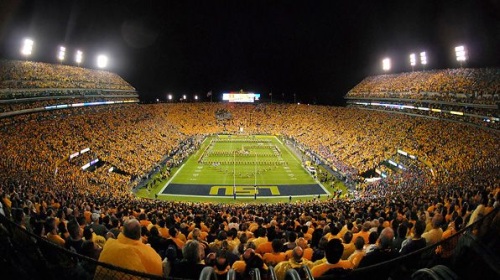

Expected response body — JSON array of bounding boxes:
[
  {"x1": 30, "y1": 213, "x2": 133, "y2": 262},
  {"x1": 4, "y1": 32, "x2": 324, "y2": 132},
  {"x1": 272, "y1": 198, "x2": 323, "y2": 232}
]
[
  {"x1": 0, "y1": 60, "x2": 497, "y2": 277},
  {"x1": 0, "y1": 97, "x2": 138, "y2": 114},
  {"x1": 0, "y1": 101, "x2": 498, "y2": 278},
  {"x1": 347, "y1": 100, "x2": 499, "y2": 130},
  {"x1": 346, "y1": 68, "x2": 500, "y2": 105},
  {"x1": 0, "y1": 60, "x2": 135, "y2": 91}
]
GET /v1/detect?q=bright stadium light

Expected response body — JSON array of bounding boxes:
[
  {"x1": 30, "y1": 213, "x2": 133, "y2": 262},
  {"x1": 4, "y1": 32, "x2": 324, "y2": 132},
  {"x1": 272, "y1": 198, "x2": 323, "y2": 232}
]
[
  {"x1": 97, "y1": 54, "x2": 108, "y2": 68},
  {"x1": 382, "y1": 58, "x2": 391, "y2": 71},
  {"x1": 21, "y1": 38, "x2": 34, "y2": 57},
  {"x1": 410, "y1": 53, "x2": 417, "y2": 70},
  {"x1": 58, "y1": 46, "x2": 66, "y2": 62},
  {"x1": 455, "y1": 45, "x2": 467, "y2": 67},
  {"x1": 75, "y1": 50, "x2": 83, "y2": 66},
  {"x1": 420, "y1": 51, "x2": 427, "y2": 65},
  {"x1": 168, "y1": 94, "x2": 172, "y2": 101},
  {"x1": 194, "y1": 95, "x2": 198, "y2": 101},
  {"x1": 183, "y1": 94, "x2": 187, "y2": 100}
]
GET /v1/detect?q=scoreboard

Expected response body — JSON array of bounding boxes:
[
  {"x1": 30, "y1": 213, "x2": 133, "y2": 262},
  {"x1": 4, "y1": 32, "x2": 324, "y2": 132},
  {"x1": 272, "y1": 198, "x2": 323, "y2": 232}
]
[{"x1": 222, "y1": 92, "x2": 260, "y2": 103}]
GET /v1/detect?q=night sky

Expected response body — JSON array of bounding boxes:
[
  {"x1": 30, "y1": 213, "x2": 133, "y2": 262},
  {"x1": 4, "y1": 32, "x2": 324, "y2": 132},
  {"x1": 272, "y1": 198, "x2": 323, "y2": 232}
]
[{"x1": 0, "y1": 0, "x2": 499, "y2": 104}]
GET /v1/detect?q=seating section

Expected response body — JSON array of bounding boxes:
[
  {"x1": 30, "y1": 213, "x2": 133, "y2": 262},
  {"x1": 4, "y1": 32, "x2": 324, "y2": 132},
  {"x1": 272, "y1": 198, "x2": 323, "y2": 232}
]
[
  {"x1": 346, "y1": 68, "x2": 500, "y2": 105},
  {"x1": 0, "y1": 62, "x2": 498, "y2": 280},
  {"x1": 0, "y1": 59, "x2": 136, "y2": 91}
]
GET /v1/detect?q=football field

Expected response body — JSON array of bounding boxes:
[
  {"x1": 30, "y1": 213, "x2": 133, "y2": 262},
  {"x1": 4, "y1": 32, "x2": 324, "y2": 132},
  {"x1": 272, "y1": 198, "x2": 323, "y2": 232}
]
[{"x1": 158, "y1": 135, "x2": 329, "y2": 201}]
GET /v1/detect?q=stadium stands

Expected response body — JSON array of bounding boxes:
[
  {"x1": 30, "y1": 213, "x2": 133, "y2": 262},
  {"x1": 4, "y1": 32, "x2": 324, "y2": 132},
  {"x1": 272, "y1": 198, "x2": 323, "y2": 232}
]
[
  {"x1": 0, "y1": 62, "x2": 499, "y2": 279},
  {"x1": 346, "y1": 68, "x2": 499, "y2": 104},
  {"x1": 0, "y1": 60, "x2": 139, "y2": 118},
  {"x1": 345, "y1": 68, "x2": 500, "y2": 129}
]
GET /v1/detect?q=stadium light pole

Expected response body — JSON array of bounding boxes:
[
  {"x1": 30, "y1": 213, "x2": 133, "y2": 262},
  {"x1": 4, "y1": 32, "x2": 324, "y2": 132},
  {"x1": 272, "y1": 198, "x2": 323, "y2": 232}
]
[
  {"x1": 382, "y1": 58, "x2": 391, "y2": 72},
  {"x1": 97, "y1": 54, "x2": 108, "y2": 68},
  {"x1": 58, "y1": 46, "x2": 66, "y2": 64},
  {"x1": 410, "y1": 53, "x2": 416, "y2": 71},
  {"x1": 455, "y1": 45, "x2": 467, "y2": 67},
  {"x1": 21, "y1": 38, "x2": 34, "y2": 60},
  {"x1": 420, "y1": 52, "x2": 427, "y2": 70},
  {"x1": 75, "y1": 50, "x2": 83, "y2": 67}
]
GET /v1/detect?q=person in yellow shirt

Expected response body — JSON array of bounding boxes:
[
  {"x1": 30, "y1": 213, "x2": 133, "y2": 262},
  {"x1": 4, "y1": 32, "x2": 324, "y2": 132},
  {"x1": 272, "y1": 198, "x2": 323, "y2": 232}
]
[
  {"x1": 285, "y1": 238, "x2": 313, "y2": 261},
  {"x1": 45, "y1": 217, "x2": 65, "y2": 247},
  {"x1": 274, "y1": 246, "x2": 314, "y2": 280},
  {"x1": 341, "y1": 231, "x2": 355, "y2": 260},
  {"x1": 311, "y1": 239, "x2": 354, "y2": 278},
  {"x1": 347, "y1": 236, "x2": 365, "y2": 268},
  {"x1": 169, "y1": 227, "x2": 185, "y2": 250},
  {"x1": 263, "y1": 239, "x2": 286, "y2": 266},
  {"x1": 96, "y1": 218, "x2": 163, "y2": 278},
  {"x1": 256, "y1": 228, "x2": 276, "y2": 255}
]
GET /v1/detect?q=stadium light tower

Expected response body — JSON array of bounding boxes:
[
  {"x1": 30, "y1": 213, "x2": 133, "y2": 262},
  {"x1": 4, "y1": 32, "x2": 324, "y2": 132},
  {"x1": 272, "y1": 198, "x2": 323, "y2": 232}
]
[
  {"x1": 21, "y1": 38, "x2": 34, "y2": 59},
  {"x1": 382, "y1": 58, "x2": 391, "y2": 72},
  {"x1": 455, "y1": 45, "x2": 467, "y2": 67},
  {"x1": 410, "y1": 53, "x2": 416, "y2": 71},
  {"x1": 97, "y1": 54, "x2": 108, "y2": 68},
  {"x1": 420, "y1": 52, "x2": 427, "y2": 70},
  {"x1": 58, "y1": 46, "x2": 66, "y2": 63},
  {"x1": 75, "y1": 50, "x2": 83, "y2": 67}
]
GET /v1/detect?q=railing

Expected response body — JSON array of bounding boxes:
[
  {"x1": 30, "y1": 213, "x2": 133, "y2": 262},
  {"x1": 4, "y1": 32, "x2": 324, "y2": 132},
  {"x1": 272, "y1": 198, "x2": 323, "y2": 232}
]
[
  {"x1": 0, "y1": 207, "x2": 498, "y2": 280},
  {"x1": 0, "y1": 213, "x2": 164, "y2": 280}
]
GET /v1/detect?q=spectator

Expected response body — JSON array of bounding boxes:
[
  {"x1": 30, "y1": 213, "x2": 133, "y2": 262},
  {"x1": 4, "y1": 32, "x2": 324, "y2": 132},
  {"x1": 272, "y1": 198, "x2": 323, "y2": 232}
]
[
  {"x1": 169, "y1": 240, "x2": 206, "y2": 279},
  {"x1": 358, "y1": 227, "x2": 399, "y2": 268},
  {"x1": 311, "y1": 239, "x2": 353, "y2": 278},
  {"x1": 347, "y1": 236, "x2": 366, "y2": 268},
  {"x1": 422, "y1": 214, "x2": 443, "y2": 246},
  {"x1": 274, "y1": 246, "x2": 314, "y2": 280},
  {"x1": 96, "y1": 218, "x2": 163, "y2": 277}
]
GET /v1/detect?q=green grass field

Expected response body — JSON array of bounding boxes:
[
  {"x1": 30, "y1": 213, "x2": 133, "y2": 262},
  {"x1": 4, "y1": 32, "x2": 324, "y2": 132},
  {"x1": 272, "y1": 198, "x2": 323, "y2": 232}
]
[
  {"x1": 172, "y1": 135, "x2": 315, "y2": 185},
  {"x1": 137, "y1": 135, "x2": 341, "y2": 203}
]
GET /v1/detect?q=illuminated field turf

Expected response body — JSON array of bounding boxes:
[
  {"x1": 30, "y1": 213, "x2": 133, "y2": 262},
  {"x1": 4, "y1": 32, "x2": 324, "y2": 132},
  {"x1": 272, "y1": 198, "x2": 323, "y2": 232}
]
[{"x1": 158, "y1": 135, "x2": 329, "y2": 200}]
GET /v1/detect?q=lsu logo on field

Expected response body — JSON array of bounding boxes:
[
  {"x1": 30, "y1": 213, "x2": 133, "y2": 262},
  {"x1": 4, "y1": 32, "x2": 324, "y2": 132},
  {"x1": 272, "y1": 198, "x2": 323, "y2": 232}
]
[{"x1": 209, "y1": 186, "x2": 280, "y2": 196}]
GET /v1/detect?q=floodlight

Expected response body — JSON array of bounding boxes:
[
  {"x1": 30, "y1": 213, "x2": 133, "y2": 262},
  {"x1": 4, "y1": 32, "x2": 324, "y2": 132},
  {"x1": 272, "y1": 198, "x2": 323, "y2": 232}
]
[
  {"x1": 410, "y1": 53, "x2": 416, "y2": 66},
  {"x1": 168, "y1": 94, "x2": 172, "y2": 101},
  {"x1": 21, "y1": 38, "x2": 34, "y2": 56},
  {"x1": 420, "y1": 52, "x2": 427, "y2": 65},
  {"x1": 382, "y1": 58, "x2": 391, "y2": 71},
  {"x1": 58, "y1": 46, "x2": 66, "y2": 62},
  {"x1": 97, "y1": 54, "x2": 108, "y2": 68},
  {"x1": 75, "y1": 50, "x2": 83, "y2": 65},
  {"x1": 194, "y1": 95, "x2": 198, "y2": 100},
  {"x1": 183, "y1": 94, "x2": 187, "y2": 100},
  {"x1": 455, "y1": 45, "x2": 467, "y2": 62}
]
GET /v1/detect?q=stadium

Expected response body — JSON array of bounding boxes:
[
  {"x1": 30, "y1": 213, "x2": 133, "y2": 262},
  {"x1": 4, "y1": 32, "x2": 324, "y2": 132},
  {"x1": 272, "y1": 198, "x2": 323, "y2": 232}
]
[{"x1": 0, "y1": 2, "x2": 499, "y2": 280}]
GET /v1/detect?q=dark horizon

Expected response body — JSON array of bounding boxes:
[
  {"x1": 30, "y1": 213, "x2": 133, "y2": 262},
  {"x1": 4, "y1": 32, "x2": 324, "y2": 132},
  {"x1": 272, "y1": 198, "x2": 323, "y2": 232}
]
[{"x1": 0, "y1": 0, "x2": 499, "y2": 105}]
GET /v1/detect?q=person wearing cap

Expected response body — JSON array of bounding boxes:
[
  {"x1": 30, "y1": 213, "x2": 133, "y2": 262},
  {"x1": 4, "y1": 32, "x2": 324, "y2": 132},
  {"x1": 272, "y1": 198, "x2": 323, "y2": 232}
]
[
  {"x1": 311, "y1": 239, "x2": 353, "y2": 278},
  {"x1": 90, "y1": 212, "x2": 108, "y2": 237},
  {"x1": 96, "y1": 218, "x2": 163, "y2": 277},
  {"x1": 83, "y1": 225, "x2": 106, "y2": 248}
]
